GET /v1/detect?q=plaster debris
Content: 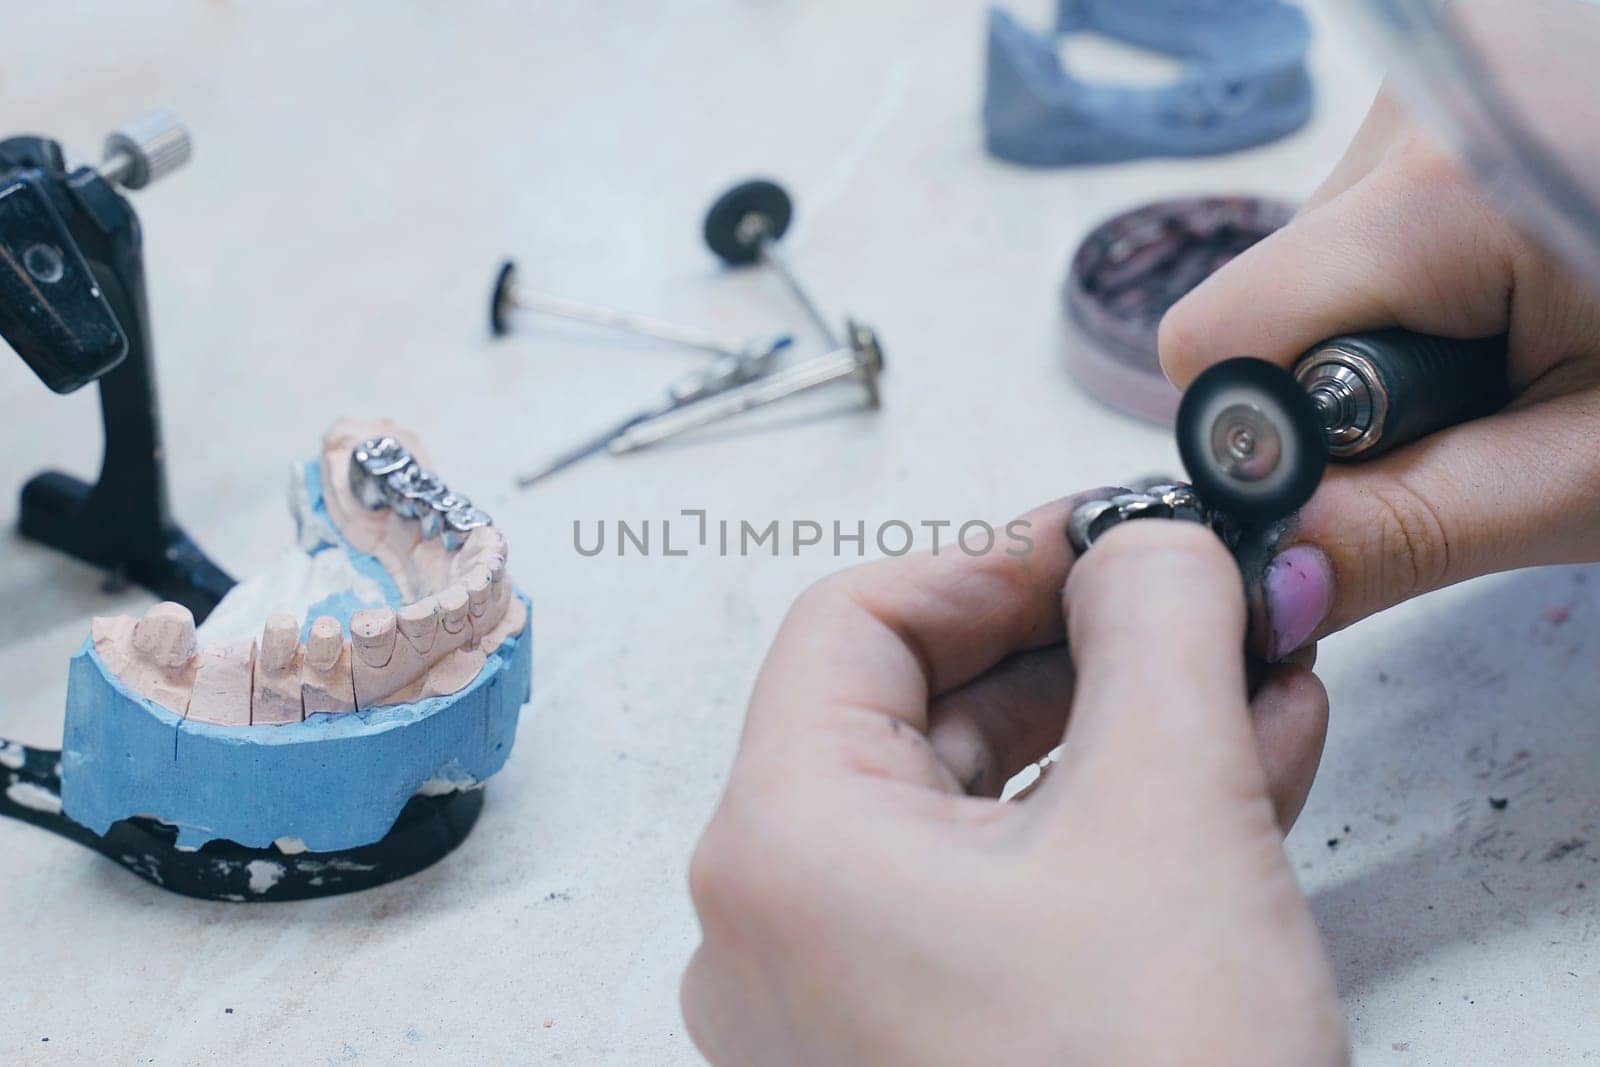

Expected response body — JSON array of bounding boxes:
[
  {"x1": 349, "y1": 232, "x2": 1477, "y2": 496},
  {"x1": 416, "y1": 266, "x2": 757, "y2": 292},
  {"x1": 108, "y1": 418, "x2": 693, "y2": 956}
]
[
  {"x1": 6, "y1": 780, "x2": 62, "y2": 815},
  {"x1": 246, "y1": 860, "x2": 286, "y2": 894},
  {"x1": 0, "y1": 740, "x2": 25, "y2": 770}
]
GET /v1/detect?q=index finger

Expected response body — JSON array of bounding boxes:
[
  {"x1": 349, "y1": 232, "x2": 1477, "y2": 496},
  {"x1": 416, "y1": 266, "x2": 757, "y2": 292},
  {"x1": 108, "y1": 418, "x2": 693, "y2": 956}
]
[
  {"x1": 1158, "y1": 156, "x2": 1518, "y2": 390},
  {"x1": 740, "y1": 494, "x2": 1111, "y2": 772}
]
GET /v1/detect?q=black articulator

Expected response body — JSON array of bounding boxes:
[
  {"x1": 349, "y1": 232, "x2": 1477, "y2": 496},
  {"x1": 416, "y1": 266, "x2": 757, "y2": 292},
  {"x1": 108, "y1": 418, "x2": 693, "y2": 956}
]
[
  {"x1": 0, "y1": 115, "x2": 482, "y2": 901},
  {"x1": 1, "y1": 113, "x2": 233, "y2": 616},
  {"x1": 1176, "y1": 329, "x2": 1513, "y2": 525}
]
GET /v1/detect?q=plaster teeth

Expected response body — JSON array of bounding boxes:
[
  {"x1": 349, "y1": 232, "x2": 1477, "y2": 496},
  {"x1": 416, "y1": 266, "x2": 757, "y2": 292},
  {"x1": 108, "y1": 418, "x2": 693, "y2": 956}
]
[
  {"x1": 301, "y1": 616, "x2": 356, "y2": 715},
  {"x1": 464, "y1": 566, "x2": 493, "y2": 617},
  {"x1": 188, "y1": 639, "x2": 256, "y2": 726},
  {"x1": 305, "y1": 616, "x2": 344, "y2": 672},
  {"x1": 132, "y1": 602, "x2": 198, "y2": 669},
  {"x1": 438, "y1": 586, "x2": 469, "y2": 635},
  {"x1": 461, "y1": 526, "x2": 508, "y2": 567},
  {"x1": 350, "y1": 608, "x2": 398, "y2": 669},
  {"x1": 253, "y1": 614, "x2": 305, "y2": 725},
  {"x1": 397, "y1": 598, "x2": 441, "y2": 654},
  {"x1": 259, "y1": 614, "x2": 300, "y2": 672}
]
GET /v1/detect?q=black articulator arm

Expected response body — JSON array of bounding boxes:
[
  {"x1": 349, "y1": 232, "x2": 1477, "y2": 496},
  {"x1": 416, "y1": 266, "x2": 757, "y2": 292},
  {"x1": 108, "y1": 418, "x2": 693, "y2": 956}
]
[
  {"x1": 0, "y1": 118, "x2": 487, "y2": 900},
  {"x1": 0, "y1": 113, "x2": 233, "y2": 620}
]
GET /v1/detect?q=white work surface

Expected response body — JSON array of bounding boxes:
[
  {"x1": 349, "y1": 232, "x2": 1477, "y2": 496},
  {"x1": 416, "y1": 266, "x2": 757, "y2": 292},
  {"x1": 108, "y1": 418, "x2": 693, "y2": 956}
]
[{"x1": 2, "y1": 3, "x2": 1596, "y2": 1063}]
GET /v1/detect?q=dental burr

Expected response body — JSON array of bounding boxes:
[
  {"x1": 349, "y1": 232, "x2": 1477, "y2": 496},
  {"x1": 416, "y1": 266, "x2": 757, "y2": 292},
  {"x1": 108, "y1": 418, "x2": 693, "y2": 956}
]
[
  {"x1": 609, "y1": 320, "x2": 884, "y2": 455},
  {"x1": 703, "y1": 178, "x2": 843, "y2": 349}
]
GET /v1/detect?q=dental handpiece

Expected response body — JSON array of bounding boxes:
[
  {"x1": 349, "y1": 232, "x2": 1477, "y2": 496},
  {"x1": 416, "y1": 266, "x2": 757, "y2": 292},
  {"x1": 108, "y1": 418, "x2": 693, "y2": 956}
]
[{"x1": 1176, "y1": 329, "x2": 1512, "y2": 524}]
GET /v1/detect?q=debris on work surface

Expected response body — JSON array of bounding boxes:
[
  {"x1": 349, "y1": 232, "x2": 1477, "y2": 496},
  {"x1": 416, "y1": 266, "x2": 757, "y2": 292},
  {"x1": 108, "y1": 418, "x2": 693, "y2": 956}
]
[
  {"x1": 1544, "y1": 838, "x2": 1588, "y2": 862},
  {"x1": 1488, "y1": 796, "x2": 1509, "y2": 811},
  {"x1": 1543, "y1": 604, "x2": 1572, "y2": 624}
]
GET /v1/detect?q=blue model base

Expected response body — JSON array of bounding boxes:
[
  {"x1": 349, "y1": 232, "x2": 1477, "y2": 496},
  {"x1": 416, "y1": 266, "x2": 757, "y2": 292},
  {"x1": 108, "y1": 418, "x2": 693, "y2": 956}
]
[
  {"x1": 983, "y1": 0, "x2": 1314, "y2": 166},
  {"x1": 59, "y1": 594, "x2": 532, "y2": 853}
]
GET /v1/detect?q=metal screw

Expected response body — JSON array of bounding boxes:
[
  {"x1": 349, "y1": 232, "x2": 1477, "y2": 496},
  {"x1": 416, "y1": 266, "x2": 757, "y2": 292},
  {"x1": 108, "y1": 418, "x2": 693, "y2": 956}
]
[
  {"x1": 608, "y1": 319, "x2": 884, "y2": 455},
  {"x1": 98, "y1": 110, "x2": 191, "y2": 190},
  {"x1": 704, "y1": 179, "x2": 842, "y2": 349}
]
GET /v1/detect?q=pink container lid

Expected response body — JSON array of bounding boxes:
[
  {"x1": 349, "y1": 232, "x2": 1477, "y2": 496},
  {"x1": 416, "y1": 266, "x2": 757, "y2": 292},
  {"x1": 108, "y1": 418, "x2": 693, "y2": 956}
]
[{"x1": 1062, "y1": 196, "x2": 1295, "y2": 425}]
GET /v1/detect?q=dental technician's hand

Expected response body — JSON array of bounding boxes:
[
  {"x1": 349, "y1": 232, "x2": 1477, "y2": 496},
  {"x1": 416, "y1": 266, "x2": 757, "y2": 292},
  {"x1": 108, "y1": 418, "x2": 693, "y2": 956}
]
[
  {"x1": 1162, "y1": 92, "x2": 1600, "y2": 661},
  {"x1": 682, "y1": 500, "x2": 1347, "y2": 1066}
]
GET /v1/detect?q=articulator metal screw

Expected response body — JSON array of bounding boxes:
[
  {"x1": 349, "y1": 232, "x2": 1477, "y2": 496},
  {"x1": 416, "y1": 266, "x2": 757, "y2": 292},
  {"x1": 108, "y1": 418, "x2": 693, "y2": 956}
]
[
  {"x1": 98, "y1": 110, "x2": 192, "y2": 190},
  {"x1": 608, "y1": 319, "x2": 885, "y2": 455},
  {"x1": 703, "y1": 178, "x2": 842, "y2": 349}
]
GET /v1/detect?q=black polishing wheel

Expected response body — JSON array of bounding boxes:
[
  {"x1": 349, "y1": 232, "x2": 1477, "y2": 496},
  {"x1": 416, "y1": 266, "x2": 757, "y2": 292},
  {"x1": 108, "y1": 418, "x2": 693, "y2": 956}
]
[
  {"x1": 704, "y1": 179, "x2": 793, "y2": 265},
  {"x1": 490, "y1": 259, "x2": 517, "y2": 336},
  {"x1": 1176, "y1": 357, "x2": 1327, "y2": 525}
]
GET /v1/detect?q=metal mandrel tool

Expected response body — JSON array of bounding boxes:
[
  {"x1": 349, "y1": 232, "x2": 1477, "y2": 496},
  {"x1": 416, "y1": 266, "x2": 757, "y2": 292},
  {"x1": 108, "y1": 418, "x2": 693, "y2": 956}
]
[
  {"x1": 514, "y1": 333, "x2": 794, "y2": 487},
  {"x1": 704, "y1": 178, "x2": 843, "y2": 349},
  {"x1": 490, "y1": 259, "x2": 791, "y2": 359},
  {"x1": 608, "y1": 320, "x2": 883, "y2": 455},
  {"x1": 1176, "y1": 329, "x2": 1511, "y2": 524}
]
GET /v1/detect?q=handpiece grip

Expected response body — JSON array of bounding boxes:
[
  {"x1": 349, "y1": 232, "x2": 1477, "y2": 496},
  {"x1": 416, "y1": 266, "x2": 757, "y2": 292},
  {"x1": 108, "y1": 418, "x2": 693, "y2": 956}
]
[{"x1": 1296, "y1": 329, "x2": 1510, "y2": 461}]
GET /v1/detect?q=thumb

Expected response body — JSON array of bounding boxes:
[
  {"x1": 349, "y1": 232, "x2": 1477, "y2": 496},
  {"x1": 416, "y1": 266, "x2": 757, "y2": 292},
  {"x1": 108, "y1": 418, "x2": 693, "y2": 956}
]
[
  {"x1": 1239, "y1": 389, "x2": 1600, "y2": 661},
  {"x1": 1049, "y1": 520, "x2": 1270, "y2": 815}
]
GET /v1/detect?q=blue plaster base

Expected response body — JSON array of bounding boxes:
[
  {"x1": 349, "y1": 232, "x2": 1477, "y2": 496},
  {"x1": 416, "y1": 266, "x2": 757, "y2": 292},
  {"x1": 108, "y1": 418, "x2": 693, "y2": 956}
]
[{"x1": 60, "y1": 595, "x2": 533, "y2": 852}]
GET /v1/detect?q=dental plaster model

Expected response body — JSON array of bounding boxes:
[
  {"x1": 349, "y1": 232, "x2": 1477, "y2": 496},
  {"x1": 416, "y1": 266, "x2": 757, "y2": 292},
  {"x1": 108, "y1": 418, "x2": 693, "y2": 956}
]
[{"x1": 58, "y1": 419, "x2": 533, "y2": 853}]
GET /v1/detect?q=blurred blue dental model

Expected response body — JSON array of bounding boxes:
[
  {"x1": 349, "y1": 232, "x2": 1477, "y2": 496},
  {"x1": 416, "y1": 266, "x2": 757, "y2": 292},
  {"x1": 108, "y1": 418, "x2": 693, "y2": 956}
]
[{"x1": 984, "y1": 0, "x2": 1313, "y2": 165}]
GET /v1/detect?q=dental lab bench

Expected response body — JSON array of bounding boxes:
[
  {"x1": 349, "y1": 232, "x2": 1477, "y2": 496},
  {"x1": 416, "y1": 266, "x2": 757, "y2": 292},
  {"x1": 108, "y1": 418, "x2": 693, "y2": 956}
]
[{"x1": 1, "y1": 3, "x2": 1596, "y2": 1064}]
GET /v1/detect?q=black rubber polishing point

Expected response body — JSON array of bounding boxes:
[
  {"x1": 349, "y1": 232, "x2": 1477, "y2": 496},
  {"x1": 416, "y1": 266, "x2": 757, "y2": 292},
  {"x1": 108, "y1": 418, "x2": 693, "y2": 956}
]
[
  {"x1": 490, "y1": 259, "x2": 517, "y2": 337},
  {"x1": 1176, "y1": 357, "x2": 1327, "y2": 525},
  {"x1": 704, "y1": 179, "x2": 793, "y2": 266}
]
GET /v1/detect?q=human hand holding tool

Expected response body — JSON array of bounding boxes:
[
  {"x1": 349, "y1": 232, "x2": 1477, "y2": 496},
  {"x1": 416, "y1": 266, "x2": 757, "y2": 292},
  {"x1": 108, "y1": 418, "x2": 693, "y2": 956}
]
[
  {"x1": 682, "y1": 502, "x2": 1346, "y2": 1066},
  {"x1": 1161, "y1": 94, "x2": 1600, "y2": 661}
]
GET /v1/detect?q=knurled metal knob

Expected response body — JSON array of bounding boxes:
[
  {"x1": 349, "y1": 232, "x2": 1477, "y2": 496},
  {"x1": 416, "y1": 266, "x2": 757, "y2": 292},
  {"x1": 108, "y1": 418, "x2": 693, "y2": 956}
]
[{"x1": 100, "y1": 110, "x2": 192, "y2": 190}]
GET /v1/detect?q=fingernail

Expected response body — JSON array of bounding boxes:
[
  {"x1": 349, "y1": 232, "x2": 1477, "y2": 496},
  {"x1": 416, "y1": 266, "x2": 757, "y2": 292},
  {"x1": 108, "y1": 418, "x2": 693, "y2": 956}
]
[{"x1": 1264, "y1": 545, "x2": 1334, "y2": 661}]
